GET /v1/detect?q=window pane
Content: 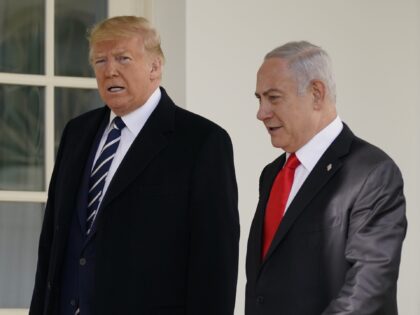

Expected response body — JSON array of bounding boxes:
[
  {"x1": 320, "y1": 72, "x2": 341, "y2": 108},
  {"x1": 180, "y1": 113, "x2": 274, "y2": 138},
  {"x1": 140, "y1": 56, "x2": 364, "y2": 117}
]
[
  {"x1": 0, "y1": 202, "x2": 44, "y2": 308},
  {"x1": 0, "y1": 0, "x2": 45, "y2": 74},
  {"x1": 0, "y1": 85, "x2": 45, "y2": 191},
  {"x1": 55, "y1": 0, "x2": 107, "y2": 77},
  {"x1": 55, "y1": 87, "x2": 103, "y2": 153}
]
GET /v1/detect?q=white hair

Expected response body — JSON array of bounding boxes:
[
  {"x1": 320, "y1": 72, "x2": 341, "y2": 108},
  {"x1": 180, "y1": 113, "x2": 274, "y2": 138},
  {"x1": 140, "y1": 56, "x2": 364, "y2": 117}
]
[{"x1": 265, "y1": 41, "x2": 336, "y2": 102}]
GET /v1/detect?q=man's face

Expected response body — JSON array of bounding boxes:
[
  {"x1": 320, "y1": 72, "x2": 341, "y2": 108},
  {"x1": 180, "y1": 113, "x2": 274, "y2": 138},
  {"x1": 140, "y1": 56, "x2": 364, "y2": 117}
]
[
  {"x1": 255, "y1": 57, "x2": 317, "y2": 152},
  {"x1": 91, "y1": 36, "x2": 161, "y2": 116}
]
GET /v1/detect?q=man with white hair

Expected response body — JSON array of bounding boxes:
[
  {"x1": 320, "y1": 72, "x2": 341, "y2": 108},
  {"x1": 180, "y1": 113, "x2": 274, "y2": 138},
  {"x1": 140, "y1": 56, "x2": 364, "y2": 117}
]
[{"x1": 246, "y1": 41, "x2": 406, "y2": 315}]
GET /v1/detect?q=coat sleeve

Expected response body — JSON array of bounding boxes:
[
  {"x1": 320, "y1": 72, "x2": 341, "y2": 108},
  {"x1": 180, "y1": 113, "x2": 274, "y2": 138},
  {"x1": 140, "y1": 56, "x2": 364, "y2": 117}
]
[
  {"x1": 29, "y1": 124, "x2": 68, "y2": 315},
  {"x1": 322, "y1": 159, "x2": 407, "y2": 315},
  {"x1": 186, "y1": 127, "x2": 240, "y2": 315}
]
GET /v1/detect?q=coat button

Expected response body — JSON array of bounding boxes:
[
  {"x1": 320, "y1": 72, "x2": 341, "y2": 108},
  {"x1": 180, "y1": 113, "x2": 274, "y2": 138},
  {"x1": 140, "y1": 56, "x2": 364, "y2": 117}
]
[
  {"x1": 47, "y1": 281, "x2": 52, "y2": 290},
  {"x1": 257, "y1": 296, "x2": 264, "y2": 304},
  {"x1": 79, "y1": 257, "x2": 87, "y2": 266}
]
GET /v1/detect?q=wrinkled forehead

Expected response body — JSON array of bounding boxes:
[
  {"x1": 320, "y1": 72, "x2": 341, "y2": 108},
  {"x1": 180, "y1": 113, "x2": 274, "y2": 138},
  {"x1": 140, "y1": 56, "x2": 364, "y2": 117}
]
[
  {"x1": 258, "y1": 58, "x2": 292, "y2": 77},
  {"x1": 91, "y1": 36, "x2": 144, "y2": 56},
  {"x1": 257, "y1": 58, "x2": 297, "y2": 88}
]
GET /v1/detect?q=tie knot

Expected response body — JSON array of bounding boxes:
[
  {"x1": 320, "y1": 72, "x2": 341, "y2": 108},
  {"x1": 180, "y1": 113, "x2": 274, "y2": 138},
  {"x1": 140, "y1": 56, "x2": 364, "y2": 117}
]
[
  {"x1": 113, "y1": 116, "x2": 125, "y2": 130},
  {"x1": 285, "y1": 153, "x2": 300, "y2": 170}
]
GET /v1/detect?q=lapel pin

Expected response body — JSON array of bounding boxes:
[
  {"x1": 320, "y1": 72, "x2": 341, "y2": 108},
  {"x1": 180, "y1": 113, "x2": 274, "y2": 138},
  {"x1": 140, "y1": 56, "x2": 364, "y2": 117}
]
[{"x1": 327, "y1": 164, "x2": 332, "y2": 172}]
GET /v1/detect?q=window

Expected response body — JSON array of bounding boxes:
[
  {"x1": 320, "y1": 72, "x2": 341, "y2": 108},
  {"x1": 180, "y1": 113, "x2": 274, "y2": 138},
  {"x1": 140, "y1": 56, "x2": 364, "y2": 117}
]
[{"x1": 0, "y1": 0, "x2": 151, "y2": 311}]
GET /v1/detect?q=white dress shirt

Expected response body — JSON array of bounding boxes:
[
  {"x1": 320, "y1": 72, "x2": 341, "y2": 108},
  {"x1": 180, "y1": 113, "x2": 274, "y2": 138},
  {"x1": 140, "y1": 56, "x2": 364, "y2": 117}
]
[
  {"x1": 92, "y1": 87, "x2": 161, "y2": 206},
  {"x1": 284, "y1": 116, "x2": 343, "y2": 213}
]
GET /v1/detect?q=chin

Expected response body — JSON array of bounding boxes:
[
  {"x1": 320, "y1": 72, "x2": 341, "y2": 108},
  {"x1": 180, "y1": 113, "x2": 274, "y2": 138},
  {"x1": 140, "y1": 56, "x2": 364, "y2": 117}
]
[
  {"x1": 106, "y1": 104, "x2": 126, "y2": 114},
  {"x1": 270, "y1": 138, "x2": 284, "y2": 149}
]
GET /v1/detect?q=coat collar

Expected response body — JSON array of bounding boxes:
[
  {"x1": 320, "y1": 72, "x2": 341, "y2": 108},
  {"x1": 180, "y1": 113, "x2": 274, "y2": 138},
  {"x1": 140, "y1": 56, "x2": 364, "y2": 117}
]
[
  {"x1": 256, "y1": 124, "x2": 355, "y2": 270},
  {"x1": 86, "y1": 87, "x2": 176, "y2": 236}
]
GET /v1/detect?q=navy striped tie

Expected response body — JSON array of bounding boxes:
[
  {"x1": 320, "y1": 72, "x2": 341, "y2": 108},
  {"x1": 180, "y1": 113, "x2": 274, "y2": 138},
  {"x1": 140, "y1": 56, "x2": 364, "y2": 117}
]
[{"x1": 86, "y1": 116, "x2": 125, "y2": 234}]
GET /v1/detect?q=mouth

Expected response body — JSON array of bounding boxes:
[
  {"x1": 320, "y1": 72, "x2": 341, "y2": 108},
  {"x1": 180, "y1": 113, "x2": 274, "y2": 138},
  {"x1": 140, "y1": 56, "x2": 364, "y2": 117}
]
[
  {"x1": 107, "y1": 86, "x2": 125, "y2": 93},
  {"x1": 267, "y1": 126, "x2": 282, "y2": 133}
]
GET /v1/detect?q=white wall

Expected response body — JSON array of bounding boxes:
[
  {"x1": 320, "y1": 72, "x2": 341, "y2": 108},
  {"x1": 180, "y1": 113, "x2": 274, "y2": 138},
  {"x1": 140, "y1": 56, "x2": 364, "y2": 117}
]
[
  {"x1": 184, "y1": 0, "x2": 420, "y2": 314},
  {"x1": 153, "y1": 0, "x2": 186, "y2": 106}
]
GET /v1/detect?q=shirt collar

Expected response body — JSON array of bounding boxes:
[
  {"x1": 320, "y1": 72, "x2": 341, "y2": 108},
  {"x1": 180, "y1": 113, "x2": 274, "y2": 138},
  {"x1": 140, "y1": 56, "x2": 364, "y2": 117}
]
[
  {"x1": 108, "y1": 87, "x2": 161, "y2": 136},
  {"x1": 288, "y1": 116, "x2": 343, "y2": 172}
]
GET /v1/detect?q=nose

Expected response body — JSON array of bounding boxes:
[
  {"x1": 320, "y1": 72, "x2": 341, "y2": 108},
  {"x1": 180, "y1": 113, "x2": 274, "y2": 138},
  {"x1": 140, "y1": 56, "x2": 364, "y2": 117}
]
[
  {"x1": 104, "y1": 60, "x2": 118, "y2": 78},
  {"x1": 257, "y1": 100, "x2": 273, "y2": 121}
]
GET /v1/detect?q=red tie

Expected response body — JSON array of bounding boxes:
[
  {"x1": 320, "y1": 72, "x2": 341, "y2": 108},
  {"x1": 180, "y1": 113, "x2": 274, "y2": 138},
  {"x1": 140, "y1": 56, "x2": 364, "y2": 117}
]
[{"x1": 262, "y1": 153, "x2": 300, "y2": 259}]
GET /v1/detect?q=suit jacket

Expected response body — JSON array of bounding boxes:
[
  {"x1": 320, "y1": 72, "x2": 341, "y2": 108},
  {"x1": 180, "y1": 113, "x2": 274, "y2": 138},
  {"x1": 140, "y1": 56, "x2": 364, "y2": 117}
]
[
  {"x1": 30, "y1": 88, "x2": 240, "y2": 315},
  {"x1": 245, "y1": 124, "x2": 406, "y2": 315}
]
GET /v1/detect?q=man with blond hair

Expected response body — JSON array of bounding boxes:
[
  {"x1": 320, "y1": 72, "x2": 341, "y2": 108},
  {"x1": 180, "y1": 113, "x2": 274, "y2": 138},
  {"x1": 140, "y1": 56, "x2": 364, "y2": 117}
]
[
  {"x1": 30, "y1": 16, "x2": 239, "y2": 315},
  {"x1": 246, "y1": 41, "x2": 406, "y2": 315}
]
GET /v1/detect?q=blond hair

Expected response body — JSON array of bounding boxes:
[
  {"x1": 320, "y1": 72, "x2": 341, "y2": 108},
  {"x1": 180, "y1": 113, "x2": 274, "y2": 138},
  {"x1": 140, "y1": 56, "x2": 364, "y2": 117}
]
[{"x1": 88, "y1": 16, "x2": 165, "y2": 63}]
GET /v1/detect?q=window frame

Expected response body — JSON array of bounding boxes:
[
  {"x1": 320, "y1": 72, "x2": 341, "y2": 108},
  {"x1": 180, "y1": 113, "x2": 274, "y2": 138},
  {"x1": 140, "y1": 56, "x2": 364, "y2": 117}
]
[
  {"x1": 0, "y1": 0, "x2": 152, "y2": 203},
  {"x1": 0, "y1": 0, "x2": 152, "y2": 312}
]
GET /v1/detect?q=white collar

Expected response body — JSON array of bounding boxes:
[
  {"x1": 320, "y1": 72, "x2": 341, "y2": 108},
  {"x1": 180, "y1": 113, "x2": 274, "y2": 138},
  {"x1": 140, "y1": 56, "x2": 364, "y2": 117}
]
[
  {"x1": 108, "y1": 87, "x2": 161, "y2": 136},
  {"x1": 288, "y1": 116, "x2": 343, "y2": 172}
]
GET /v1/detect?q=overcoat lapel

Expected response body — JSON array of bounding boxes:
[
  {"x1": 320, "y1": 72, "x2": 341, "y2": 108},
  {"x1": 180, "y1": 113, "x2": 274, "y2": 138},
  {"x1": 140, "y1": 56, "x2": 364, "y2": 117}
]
[
  {"x1": 54, "y1": 108, "x2": 109, "y2": 255},
  {"x1": 259, "y1": 125, "x2": 355, "y2": 270},
  {"x1": 76, "y1": 114, "x2": 110, "y2": 232},
  {"x1": 56, "y1": 109, "x2": 108, "y2": 227},
  {"x1": 87, "y1": 89, "x2": 175, "y2": 236}
]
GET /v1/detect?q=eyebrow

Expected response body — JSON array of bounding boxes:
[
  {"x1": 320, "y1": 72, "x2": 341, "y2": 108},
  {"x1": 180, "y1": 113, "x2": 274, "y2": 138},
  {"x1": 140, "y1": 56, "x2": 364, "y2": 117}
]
[
  {"x1": 93, "y1": 49, "x2": 130, "y2": 58},
  {"x1": 255, "y1": 88, "x2": 283, "y2": 98},
  {"x1": 112, "y1": 49, "x2": 129, "y2": 55}
]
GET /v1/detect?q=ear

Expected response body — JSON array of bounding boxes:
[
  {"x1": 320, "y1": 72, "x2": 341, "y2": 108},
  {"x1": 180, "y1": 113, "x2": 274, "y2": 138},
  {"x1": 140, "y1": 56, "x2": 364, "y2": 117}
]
[
  {"x1": 310, "y1": 80, "x2": 326, "y2": 109},
  {"x1": 149, "y1": 56, "x2": 163, "y2": 81}
]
